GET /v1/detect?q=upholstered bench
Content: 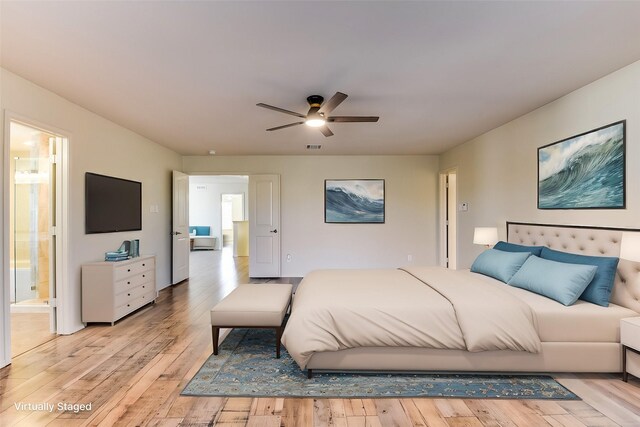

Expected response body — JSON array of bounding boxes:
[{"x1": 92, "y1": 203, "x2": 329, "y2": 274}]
[
  {"x1": 210, "y1": 283, "x2": 293, "y2": 358},
  {"x1": 189, "y1": 225, "x2": 216, "y2": 250}
]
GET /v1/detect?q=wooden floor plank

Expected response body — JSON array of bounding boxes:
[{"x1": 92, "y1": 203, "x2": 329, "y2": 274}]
[
  {"x1": 179, "y1": 397, "x2": 226, "y2": 425},
  {"x1": 542, "y1": 414, "x2": 589, "y2": 427},
  {"x1": 1, "y1": 249, "x2": 638, "y2": 427},
  {"x1": 246, "y1": 414, "x2": 281, "y2": 427},
  {"x1": 434, "y1": 399, "x2": 474, "y2": 418},
  {"x1": 463, "y1": 400, "x2": 516, "y2": 427},
  {"x1": 280, "y1": 398, "x2": 313, "y2": 427},
  {"x1": 444, "y1": 417, "x2": 484, "y2": 427},
  {"x1": 399, "y1": 399, "x2": 428, "y2": 427},
  {"x1": 343, "y1": 399, "x2": 366, "y2": 417},
  {"x1": 412, "y1": 399, "x2": 450, "y2": 427},
  {"x1": 374, "y1": 398, "x2": 413, "y2": 426}
]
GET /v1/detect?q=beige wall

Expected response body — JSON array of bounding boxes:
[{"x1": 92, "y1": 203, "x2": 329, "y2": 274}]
[
  {"x1": 183, "y1": 155, "x2": 440, "y2": 276},
  {"x1": 1, "y1": 68, "x2": 182, "y2": 341},
  {"x1": 440, "y1": 60, "x2": 640, "y2": 268}
]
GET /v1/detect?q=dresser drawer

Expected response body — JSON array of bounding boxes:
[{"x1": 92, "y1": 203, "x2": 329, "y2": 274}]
[
  {"x1": 115, "y1": 283, "x2": 150, "y2": 306},
  {"x1": 115, "y1": 290, "x2": 156, "y2": 320},
  {"x1": 114, "y1": 271, "x2": 154, "y2": 294},
  {"x1": 114, "y1": 258, "x2": 155, "y2": 281}
]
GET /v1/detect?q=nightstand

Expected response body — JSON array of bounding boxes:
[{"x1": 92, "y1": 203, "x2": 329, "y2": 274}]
[{"x1": 620, "y1": 317, "x2": 640, "y2": 382}]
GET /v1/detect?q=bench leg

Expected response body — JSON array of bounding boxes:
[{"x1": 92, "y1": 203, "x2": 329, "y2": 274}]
[
  {"x1": 212, "y1": 326, "x2": 220, "y2": 355},
  {"x1": 276, "y1": 326, "x2": 283, "y2": 358},
  {"x1": 307, "y1": 369, "x2": 313, "y2": 379}
]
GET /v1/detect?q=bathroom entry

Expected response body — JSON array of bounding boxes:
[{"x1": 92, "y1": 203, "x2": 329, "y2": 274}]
[
  {"x1": 8, "y1": 121, "x2": 58, "y2": 356},
  {"x1": 221, "y1": 193, "x2": 246, "y2": 255}
]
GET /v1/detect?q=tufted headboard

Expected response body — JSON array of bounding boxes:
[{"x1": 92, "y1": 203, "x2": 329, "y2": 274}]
[{"x1": 507, "y1": 222, "x2": 640, "y2": 313}]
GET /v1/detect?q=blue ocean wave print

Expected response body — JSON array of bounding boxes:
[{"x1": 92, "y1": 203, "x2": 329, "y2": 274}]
[
  {"x1": 539, "y1": 131, "x2": 624, "y2": 209},
  {"x1": 326, "y1": 185, "x2": 384, "y2": 223}
]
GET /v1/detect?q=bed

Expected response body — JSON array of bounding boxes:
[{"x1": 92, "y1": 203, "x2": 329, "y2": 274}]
[{"x1": 281, "y1": 222, "x2": 640, "y2": 376}]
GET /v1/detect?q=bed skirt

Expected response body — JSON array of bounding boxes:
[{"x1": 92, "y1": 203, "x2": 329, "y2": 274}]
[{"x1": 306, "y1": 342, "x2": 621, "y2": 373}]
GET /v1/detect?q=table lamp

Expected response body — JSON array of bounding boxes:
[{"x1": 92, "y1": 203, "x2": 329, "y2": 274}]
[
  {"x1": 473, "y1": 227, "x2": 498, "y2": 248},
  {"x1": 620, "y1": 232, "x2": 640, "y2": 262}
]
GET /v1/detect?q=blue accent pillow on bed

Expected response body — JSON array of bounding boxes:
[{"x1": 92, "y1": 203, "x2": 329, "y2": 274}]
[
  {"x1": 493, "y1": 241, "x2": 544, "y2": 257},
  {"x1": 508, "y1": 255, "x2": 597, "y2": 306},
  {"x1": 470, "y1": 249, "x2": 530, "y2": 283},
  {"x1": 540, "y1": 247, "x2": 619, "y2": 307}
]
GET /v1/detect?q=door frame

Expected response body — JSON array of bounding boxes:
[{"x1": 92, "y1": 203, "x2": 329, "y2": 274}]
[
  {"x1": 439, "y1": 167, "x2": 458, "y2": 269},
  {"x1": 2, "y1": 111, "x2": 70, "y2": 367}
]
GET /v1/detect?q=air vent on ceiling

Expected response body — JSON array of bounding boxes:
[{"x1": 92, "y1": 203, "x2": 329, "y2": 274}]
[
  {"x1": 306, "y1": 144, "x2": 322, "y2": 150},
  {"x1": 196, "y1": 185, "x2": 207, "y2": 190}
]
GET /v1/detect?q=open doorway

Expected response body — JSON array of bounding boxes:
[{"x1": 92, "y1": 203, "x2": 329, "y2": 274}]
[
  {"x1": 7, "y1": 121, "x2": 61, "y2": 357},
  {"x1": 221, "y1": 193, "x2": 246, "y2": 255},
  {"x1": 188, "y1": 175, "x2": 248, "y2": 254}
]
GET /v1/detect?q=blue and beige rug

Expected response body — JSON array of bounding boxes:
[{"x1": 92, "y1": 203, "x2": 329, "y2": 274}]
[{"x1": 183, "y1": 328, "x2": 579, "y2": 399}]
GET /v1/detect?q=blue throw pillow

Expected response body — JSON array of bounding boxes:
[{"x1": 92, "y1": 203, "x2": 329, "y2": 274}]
[
  {"x1": 493, "y1": 241, "x2": 544, "y2": 257},
  {"x1": 540, "y1": 247, "x2": 619, "y2": 307},
  {"x1": 471, "y1": 249, "x2": 531, "y2": 283},
  {"x1": 508, "y1": 256, "x2": 597, "y2": 306}
]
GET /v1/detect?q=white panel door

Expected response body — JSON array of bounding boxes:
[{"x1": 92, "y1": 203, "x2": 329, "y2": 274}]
[
  {"x1": 249, "y1": 175, "x2": 280, "y2": 277},
  {"x1": 172, "y1": 171, "x2": 189, "y2": 284},
  {"x1": 447, "y1": 173, "x2": 457, "y2": 269}
]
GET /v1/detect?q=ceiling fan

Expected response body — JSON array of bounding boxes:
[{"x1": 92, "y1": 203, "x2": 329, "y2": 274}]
[{"x1": 256, "y1": 92, "x2": 379, "y2": 137}]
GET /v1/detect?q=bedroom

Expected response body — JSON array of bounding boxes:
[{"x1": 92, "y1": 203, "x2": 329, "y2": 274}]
[{"x1": 1, "y1": 1, "x2": 640, "y2": 425}]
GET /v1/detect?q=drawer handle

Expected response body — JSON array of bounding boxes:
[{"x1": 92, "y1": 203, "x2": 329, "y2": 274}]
[
  {"x1": 127, "y1": 281, "x2": 131, "y2": 285},
  {"x1": 127, "y1": 304, "x2": 130, "y2": 307},
  {"x1": 127, "y1": 293, "x2": 131, "y2": 296},
  {"x1": 142, "y1": 274, "x2": 145, "y2": 278},
  {"x1": 142, "y1": 263, "x2": 145, "y2": 267},
  {"x1": 142, "y1": 285, "x2": 145, "y2": 289},
  {"x1": 127, "y1": 269, "x2": 131, "y2": 272}
]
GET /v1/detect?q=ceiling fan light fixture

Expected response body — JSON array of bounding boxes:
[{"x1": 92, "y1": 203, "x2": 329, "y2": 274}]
[
  {"x1": 257, "y1": 92, "x2": 379, "y2": 136},
  {"x1": 305, "y1": 118, "x2": 325, "y2": 127},
  {"x1": 305, "y1": 112, "x2": 325, "y2": 127}
]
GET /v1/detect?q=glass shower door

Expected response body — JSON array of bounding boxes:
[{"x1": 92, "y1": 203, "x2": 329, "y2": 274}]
[{"x1": 11, "y1": 151, "x2": 50, "y2": 306}]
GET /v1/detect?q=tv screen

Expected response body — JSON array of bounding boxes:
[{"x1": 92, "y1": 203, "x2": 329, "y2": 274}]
[{"x1": 85, "y1": 172, "x2": 142, "y2": 234}]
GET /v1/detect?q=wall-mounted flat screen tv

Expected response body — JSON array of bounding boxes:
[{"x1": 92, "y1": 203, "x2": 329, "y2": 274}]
[{"x1": 85, "y1": 172, "x2": 142, "y2": 234}]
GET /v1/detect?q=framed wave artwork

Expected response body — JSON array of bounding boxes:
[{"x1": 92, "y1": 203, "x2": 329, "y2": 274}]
[
  {"x1": 325, "y1": 179, "x2": 385, "y2": 223},
  {"x1": 538, "y1": 120, "x2": 625, "y2": 209}
]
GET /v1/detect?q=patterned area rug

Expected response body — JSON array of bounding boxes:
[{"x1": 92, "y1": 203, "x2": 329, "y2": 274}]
[{"x1": 183, "y1": 328, "x2": 579, "y2": 399}]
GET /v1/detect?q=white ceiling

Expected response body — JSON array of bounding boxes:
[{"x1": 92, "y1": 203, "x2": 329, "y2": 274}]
[{"x1": 2, "y1": 1, "x2": 640, "y2": 156}]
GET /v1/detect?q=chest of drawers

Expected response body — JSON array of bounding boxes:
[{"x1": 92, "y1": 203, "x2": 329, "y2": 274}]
[{"x1": 82, "y1": 255, "x2": 156, "y2": 324}]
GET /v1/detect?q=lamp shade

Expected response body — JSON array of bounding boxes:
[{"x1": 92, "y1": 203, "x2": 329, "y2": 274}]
[
  {"x1": 473, "y1": 227, "x2": 498, "y2": 246},
  {"x1": 620, "y1": 232, "x2": 640, "y2": 262}
]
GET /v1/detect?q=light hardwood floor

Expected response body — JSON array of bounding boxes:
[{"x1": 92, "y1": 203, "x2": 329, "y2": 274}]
[
  {"x1": 10, "y1": 311, "x2": 55, "y2": 358},
  {"x1": 1, "y1": 249, "x2": 639, "y2": 426}
]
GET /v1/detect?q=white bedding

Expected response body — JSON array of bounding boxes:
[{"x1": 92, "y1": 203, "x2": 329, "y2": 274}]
[{"x1": 281, "y1": 267, "x2": 542, "y2": 369}]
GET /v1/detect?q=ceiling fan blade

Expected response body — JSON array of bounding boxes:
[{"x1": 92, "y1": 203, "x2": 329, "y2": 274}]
[
  {"x1": 266, "y1": 122, "x2": 304, "y2": 131},
  {"x1": 318, "y1": 92, "x2": 348, "y2": 115},
  {"x1": 319, "y1": 125, "x2": 334, "y2": 137},
  {"x1": 327, "y1": 116, "x2": 379, "y2": 123},
  {"x1": 257, "y1": 103, "x2": 306, "y2": 118}
]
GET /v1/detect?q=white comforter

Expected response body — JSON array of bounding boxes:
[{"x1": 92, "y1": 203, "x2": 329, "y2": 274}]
[{"x1": 281, "y1": 267, "x2": 541, "y2": 369}]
